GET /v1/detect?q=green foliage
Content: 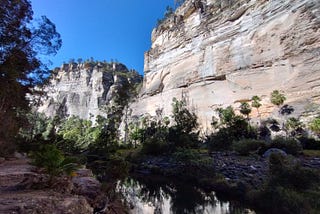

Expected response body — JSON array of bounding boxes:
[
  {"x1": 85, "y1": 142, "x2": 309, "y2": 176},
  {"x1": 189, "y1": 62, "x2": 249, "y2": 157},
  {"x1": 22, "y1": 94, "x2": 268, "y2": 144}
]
[
  {"x1": 216, "y1": 106, "x2": 236, "y2": 125},
  {"x1": 257, "y1": 137, "x2": 303, "y2": 156},
  {"x1": 270, "y1": 90, "x2": 286, "y2": 107},
  {"x1": 140, "y1": 124, "x2": 169, "y2": 156},
  {"x1": 0, "y1": 0, "x2": 61, "y2": 151},
  {"x1": 309, "y1": 117, "x2": 320, "y2": 136},
  {"x1": 168, "y1": 127, "x2": 200, "y2": 149},
  {"x1": 18, "y1": 112, "x2": 48, "y2": 141},
  {"x1": 168, "y1": 97, "x2": 200, "y2": 150},
  {"x1": 134, "y1": 98, "x2": 200, "y2": 156},
  {"x1": 232, "y1": 139, "x2": 266, "y2": 156},
  {"x1": 88, "y1": 116, "x2": 119, "y2": 156},
  {"x1": 57, "y1": 116, "x2": 99, "y2": 153},
  {"x1": 251, "y1": 95, "x2": 262, "y2": 109},
  {"x1": 30, "y1": 144, "x2": 79, "y2": 178},
  {"x1": 285, "y1": 117, "x2": 305, "y2": 137},
  {"x1": 207, "y1": 106, "x2": 257, "y2": 151},
  {"x1": 129, "y1": 126, "x2": 143, "y2": 148},
  {"x1": 250, "y1": 153, "x2": 320, "y2": 213},
  {"x1": 299, "y1": 137, "x2": 320, "y2": 150},
  {"x1": 271, "y1": 137, "x2": 303, "y2": 156},
  {"x1": 17, "y1": 112, "x2": 60, "y2": 153},
  {"x1": 173, "y1": 148, "x2": 212, "y2": 165},
  {"x1": 239, "y1": 102, "x2": 251, "y2": 119},
  {"x1": 171, "y1": 97, "x2": 198, "y2": 133}
]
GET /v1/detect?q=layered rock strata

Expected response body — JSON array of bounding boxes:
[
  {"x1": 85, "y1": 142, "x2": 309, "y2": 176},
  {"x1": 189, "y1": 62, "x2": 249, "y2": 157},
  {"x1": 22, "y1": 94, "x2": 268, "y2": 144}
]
[
  {"x1": 129, "y1": 0, "x2": 320, "y2": 131},
  {"x1": 37, "y1": 62, "x2": 142, "y2": 122}
]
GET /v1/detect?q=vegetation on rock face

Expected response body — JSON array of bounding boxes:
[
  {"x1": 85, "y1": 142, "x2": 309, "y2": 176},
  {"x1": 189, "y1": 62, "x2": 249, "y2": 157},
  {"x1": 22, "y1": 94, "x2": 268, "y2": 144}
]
[
  {"x1": 285, "y1": 117, "x2": 305, "y2": 138},
  {"x1": 271, "y1": 90, "x2": 286, "y2": 108},
  {"x1": 0, "y1": 0, "x2": 62, "y2": 155},
  {"x1": 3, "y1": 0, "x2": 319, "y2": 212},
  {"x1": 174, "y1": 0, "x2": 186, "y2": 8},
  {"x1": 156, "y1": 6, "x2": 174, "y2": 27},
  {"x1": 251, "y1": 96, "x2": 262, "y2": 113},
  {"x1": 310, "y1": 117, "x2": 320, "y2": 137},
  {"x1": 239, "y1": 102, "x2": 252, "y2": 120}
]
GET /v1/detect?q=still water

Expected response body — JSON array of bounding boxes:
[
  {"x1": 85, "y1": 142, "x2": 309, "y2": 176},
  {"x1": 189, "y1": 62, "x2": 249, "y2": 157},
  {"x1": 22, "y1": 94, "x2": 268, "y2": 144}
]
[{"x1": 116, "y1": 175, "x2": 254, "y2": 214}]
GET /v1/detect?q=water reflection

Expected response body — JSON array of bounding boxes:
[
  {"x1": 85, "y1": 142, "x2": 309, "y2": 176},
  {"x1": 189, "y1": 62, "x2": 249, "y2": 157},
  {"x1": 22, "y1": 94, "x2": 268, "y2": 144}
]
[{"x1": 116, "y1": 175, "x2": 253, "y2": 214}]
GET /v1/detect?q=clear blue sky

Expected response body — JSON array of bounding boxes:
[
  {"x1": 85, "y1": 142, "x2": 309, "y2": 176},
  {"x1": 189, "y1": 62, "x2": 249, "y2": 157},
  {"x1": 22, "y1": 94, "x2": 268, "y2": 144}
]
[{"x1": 30, "y1": 0, "x2": 174, "y2": 74}]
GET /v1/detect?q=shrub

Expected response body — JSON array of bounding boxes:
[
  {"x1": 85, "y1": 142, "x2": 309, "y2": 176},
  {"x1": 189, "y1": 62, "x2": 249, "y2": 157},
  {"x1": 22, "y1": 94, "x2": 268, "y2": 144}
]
[
  {"x1": 207, "y1": 128, "x2": 234, "y2": 151},
  {"x1": 171, "y1": 97, "x2": 198, "y2": 133},
  {"x1": 137, "y1": 98, "x2": 200, "y2": 155},
  {"x1": 271, "y1": 137, "x2": 303, "y2": 156},
  {"x1": 173, "y1": 148, "x2": 200, "y2": 163},
  {"x1": 270, "y1": 90, "x2": 286, "y2": 107},
  {"x1": 253, "y1": 186, "x2": 307, "y2": 214},
  {"x1": 207, "y1": 117, "x2": 257, "y2": 152},
  {"x1": 298, "y1": 137, "x2": 320, "y2": 150},
  {"x1": 173, "y1": 148, "x2": 212, "y2": 167},
  {"x1": 168, "y1": 127, "x2": 200, "y2": 150},
  {"x1": 250, "y1": 153, "x2": 320, "y2": 213},
  {"x1": 141, "y1": 138, "x2": 168, "y2": 156},
  {"x1": 30, "y1": 144, "x2": 79, "y2": 179},
  {"x1": 232, "y1": 139, "x2": 266, "y2": 156},
  {"x1": 309, "y1": 117, "x2": 320, "y2": 136}
]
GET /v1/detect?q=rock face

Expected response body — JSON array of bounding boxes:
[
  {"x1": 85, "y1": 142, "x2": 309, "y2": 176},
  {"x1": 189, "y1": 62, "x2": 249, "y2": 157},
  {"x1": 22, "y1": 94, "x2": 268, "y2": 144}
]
[
  {"x1": 129, "y1": 0, "x2": 320, "y2": 131},
  {"x1": 0, "y1": 158, "x2": 94, "y2": 214},
  {"x1": 38, "y1": 62, "x2": 142, "y2": 121}
]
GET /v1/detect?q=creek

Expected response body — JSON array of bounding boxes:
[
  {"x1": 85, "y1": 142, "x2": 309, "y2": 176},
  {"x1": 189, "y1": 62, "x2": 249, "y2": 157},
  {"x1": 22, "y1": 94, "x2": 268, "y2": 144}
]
[{"x1": 115, "y1": 174, "x2": 254, "y2": 214}]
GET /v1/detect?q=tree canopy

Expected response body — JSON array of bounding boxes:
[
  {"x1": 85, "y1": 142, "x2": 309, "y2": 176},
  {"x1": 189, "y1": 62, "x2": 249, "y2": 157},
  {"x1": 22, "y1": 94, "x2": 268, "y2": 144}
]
[
  {"x1": 270, "y1": 90, "x2": 286, "y2": 107},
  {"x1": 239, "y1": 102, "x2": 252, "y2": 119},
  {"x1": 0, "y1": 0, "x2": 62, "y2": 152}
]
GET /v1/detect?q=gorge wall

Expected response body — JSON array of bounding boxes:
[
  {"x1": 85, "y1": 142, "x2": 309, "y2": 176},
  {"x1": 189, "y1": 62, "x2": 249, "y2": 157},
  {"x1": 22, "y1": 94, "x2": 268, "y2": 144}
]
[
  {"x1": 37, "y1": 62, "x2": 142, "y2": 122},
  {"x1": 128, "y1": 0, "x2": 320, "y2": 131}
]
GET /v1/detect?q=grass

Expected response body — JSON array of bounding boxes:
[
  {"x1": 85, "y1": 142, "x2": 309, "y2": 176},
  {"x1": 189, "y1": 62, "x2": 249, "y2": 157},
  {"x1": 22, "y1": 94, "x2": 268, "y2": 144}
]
[{"x1": 303, "y1": 150, "x2": 320, "y2": 157}]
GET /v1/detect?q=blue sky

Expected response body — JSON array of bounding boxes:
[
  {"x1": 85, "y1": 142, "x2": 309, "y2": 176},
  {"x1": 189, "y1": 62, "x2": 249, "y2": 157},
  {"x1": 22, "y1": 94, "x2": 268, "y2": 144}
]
[{"x1": 30, "y1": 0, "x2": 174, "y2": 74}]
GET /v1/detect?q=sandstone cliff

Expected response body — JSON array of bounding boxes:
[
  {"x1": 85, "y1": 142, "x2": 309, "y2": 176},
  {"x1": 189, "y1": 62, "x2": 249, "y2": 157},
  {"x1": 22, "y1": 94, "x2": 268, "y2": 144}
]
[
  {"x1": 129, "y1": 0, "x2": 320, "y2": 131},
  {"x1": 37, "y1": 62, "x2": 142, "y2": 122}
]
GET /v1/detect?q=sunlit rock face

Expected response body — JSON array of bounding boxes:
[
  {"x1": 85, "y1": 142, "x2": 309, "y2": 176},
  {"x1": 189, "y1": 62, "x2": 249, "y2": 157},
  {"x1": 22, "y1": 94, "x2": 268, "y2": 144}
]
[
  {"x1": 37, "y1": 62, "x2": 142, "y2": 121},
  {"x1": 129, "y1": 0, "x2": 320, "y2": 130}
]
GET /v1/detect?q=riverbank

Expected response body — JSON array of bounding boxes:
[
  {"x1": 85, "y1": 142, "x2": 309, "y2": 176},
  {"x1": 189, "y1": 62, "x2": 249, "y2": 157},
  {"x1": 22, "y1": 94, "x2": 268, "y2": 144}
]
[
  {"x1": 132, "y1": 151, "x2": 320, "y2": 186},
  {"x1": 0, "y1": 154, "x2": 126, "y2": 214},
  {"x1": 128, "y1": 150, "x2": 320, "y2": 213}
]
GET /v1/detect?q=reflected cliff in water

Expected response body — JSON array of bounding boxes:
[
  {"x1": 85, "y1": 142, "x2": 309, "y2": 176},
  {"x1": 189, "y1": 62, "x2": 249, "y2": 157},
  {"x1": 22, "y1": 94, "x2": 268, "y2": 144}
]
[{"x1": 116, "y1": 175, "x2": 254, "y2": 214}]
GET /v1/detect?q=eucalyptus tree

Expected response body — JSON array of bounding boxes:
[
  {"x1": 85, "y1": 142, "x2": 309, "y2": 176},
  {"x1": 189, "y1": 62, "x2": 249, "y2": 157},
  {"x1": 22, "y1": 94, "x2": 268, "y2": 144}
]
[{"x1": 0, "y1": 0, "x2": 61, "y2": 153}]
